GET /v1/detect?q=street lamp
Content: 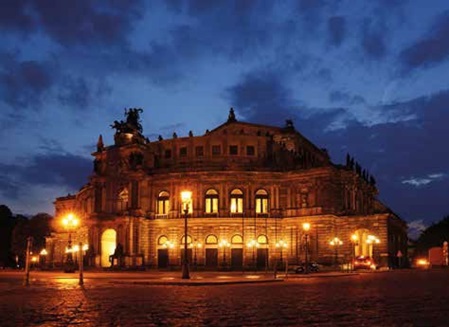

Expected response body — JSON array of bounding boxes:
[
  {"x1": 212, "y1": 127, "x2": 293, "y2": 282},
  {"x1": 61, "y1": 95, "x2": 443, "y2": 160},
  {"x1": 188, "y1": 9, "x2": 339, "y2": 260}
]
[
  {"x1": 246, "y1": 239, "x2": 259, "y2": 271},
  {"x1": 329, "y1": 237, "x2": 343, "y2": 267},
  {"x1": 302, "y1": 222, "x2": 310, "y2": 274},
  {"x1": 219, "y1": 239, "x2": 231, "y2": 269},
  {"x1": 351, "y1": 234, "x2": 358, "y2": 271},
  {"x1": 62, "y1": 213, "x2": 79, "y2": 273},
  {"x1": 191, "y1": 239, "x2": 202, "y2": 270},
  {"x1": 180, "y1": 191, "x2": 192, "y2": 279},
  {"x1": 275, "y1": 240, "x2": 287, "y2": 263},
  {"x1": 39, "y1": 248, "x2": 48, "y2": 269}
]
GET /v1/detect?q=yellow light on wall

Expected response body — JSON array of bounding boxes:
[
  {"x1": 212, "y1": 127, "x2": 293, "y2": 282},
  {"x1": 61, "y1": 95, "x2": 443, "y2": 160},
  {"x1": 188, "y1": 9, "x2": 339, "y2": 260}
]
[
  {"x1": 246, "y1": 239, "x2": 259, "y2": 248},
  {"x1": 276, "y1": 240, "x2": 288, "y2": 248},
  {"x1": 62, "y1": 213, "x2": 79, "y2": 228},
  {"x1": 329, "y1": 237, "x2": 343, "y2": 246},
  {"x1": 181, "y1": 190, "x2": 192, "y2": 213},
  {"x1": 219, "y1": 240, "x2": 230, "y2": 248},
  {"x1": 40, "y1": 249, "x2": 48, "y2": 256},
  {"x1": 181, "y1": 191, "x2": 192, "y2": 203},
  {"x1": 302, "y1": 222, "x2": 310, "y2": 232},
  {"x1": 366, "y1": 235, "x2": 380, "y2": 244}
]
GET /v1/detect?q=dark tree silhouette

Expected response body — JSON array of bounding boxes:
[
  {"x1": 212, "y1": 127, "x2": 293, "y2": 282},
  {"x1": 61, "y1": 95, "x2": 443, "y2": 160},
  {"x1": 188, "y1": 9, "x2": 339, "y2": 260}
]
[
  {"x1": 0, "y1": 205, "x2": 16, "y2": 267},
  {"x1": 414, "y1": 216, "x2": 449, "y2": 256}
]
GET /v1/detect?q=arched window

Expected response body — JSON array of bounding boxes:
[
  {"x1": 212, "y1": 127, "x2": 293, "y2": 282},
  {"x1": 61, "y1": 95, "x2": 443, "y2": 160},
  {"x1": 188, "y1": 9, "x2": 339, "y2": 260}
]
[
  {"x1": 117, "y1": 188, "x2": 129, "y2": 212},
  {"x1": 181, "y1": 235, "x2": 192, "y2": 245},
  {"x1": 257, "y1": 234, "x2": 268, "y2": 244},
  {"x1": 205, "y1": 189, "x2": 219, "y2": 214},
  {"x1": 205, "y1": 234, "x2": 218, "y2": 244},
  {"x1": 157, "y1": 191, "x2": 170, "y2": 215},
  {"x1": 255, "y1": 189, "x2": 268, "y2": 214},
  {"x1": 231, "y1": 234, "x2": 243, "y2": 244},
  {"x1": 158, "y1": 235, "x2": 169, "y2": 245},
  {"x1": 230, "y1": 189, "x2": 243, "y2": 213}
]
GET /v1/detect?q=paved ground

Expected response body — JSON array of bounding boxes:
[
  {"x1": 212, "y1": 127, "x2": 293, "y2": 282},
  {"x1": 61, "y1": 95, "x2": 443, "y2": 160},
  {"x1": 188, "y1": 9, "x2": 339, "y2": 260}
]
[{"x1": 0, "y1": 269, "x2": 447, "y2": 326}]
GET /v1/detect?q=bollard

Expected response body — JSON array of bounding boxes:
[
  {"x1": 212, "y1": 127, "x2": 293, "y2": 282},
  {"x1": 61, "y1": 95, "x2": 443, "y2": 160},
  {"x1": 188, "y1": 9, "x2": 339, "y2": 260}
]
[
  {"x1": 23, "y1": 236, "x2": 32, "y2": 286},
  {"x1": 79, "y1": 242, "x2": 84, "y2": 286}
]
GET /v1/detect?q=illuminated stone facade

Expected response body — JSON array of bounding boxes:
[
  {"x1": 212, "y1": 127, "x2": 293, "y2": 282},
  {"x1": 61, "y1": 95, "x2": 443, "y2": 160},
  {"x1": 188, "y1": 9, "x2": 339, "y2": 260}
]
[{"x1": 46, "y1": 108, "x2": 407, "y2": 270}]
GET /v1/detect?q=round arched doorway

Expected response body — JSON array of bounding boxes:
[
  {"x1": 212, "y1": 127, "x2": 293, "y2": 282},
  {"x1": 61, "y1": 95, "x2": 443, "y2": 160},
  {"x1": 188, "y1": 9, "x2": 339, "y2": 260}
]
[{"x1": 101, "y1": 229, "x2": 117, "y2": 267}]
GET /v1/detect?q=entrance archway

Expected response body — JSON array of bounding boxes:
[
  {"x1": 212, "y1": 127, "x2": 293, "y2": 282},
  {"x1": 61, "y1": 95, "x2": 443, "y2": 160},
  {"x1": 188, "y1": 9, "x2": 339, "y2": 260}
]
[
  {"x1": 353, "y1": 229, "x2": 375, "y2": 257},
  {"x1": 101, "y1": 229, "x2": 117, "y2": 267}
]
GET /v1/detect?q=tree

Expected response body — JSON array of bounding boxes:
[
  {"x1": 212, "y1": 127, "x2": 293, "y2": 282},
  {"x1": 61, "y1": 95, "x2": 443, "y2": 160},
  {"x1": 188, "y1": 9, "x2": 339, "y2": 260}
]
[
  {"x1": 29, "y1": 213, "x2": 53, "y2": 252},
  {"x1": 10, "y1": 215, "x2": 29, "y2": 268},
  {"x1": 0, "y1": 205, "x2": 15, "y2": 267},
  {"x1": 414, "y1": 216, "x2": 449, "y2": 256},
  {"x1": 11, "y1": 213, "x2": 54, "y2": 268}
]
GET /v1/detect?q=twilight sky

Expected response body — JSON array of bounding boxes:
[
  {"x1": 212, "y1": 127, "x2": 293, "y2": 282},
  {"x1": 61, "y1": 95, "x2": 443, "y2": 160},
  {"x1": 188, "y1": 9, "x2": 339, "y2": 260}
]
[{"x1": 1, "y1": 0, "x2": 448, "y2": 235}]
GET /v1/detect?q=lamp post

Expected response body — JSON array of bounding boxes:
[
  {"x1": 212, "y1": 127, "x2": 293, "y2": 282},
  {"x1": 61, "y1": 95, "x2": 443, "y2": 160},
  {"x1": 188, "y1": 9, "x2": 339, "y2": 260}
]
[
  {"x1": 39, "y1": 248, "x2": 48, "y2": 269},
  {"x1": 181, "y1": 191, "x2": 192, "y2": 279},
  {"x1": 62, "y1": 213, "x2": 79, "y2": 273},
  {"x1": 191, "y1": 239, "x2": 202, "y2": 270},
  {"x1": 246, "y1": 239, "x2": 259, "y2": 271},
  {"x1": 219, "y1": 239, "x2": 230, "y2": 269},
  {"x1": 351, "y1": 234, "x2": 358, "y2": 271},
  {"x1": 302, "y1": 222, "x2": 310, "y2": 274},
  {"x1": 275, "y1": 240, "x2": 287, "y2": 264},
  {"x1": 329, "y1": 237, "x2": 343, "y2": 267}
]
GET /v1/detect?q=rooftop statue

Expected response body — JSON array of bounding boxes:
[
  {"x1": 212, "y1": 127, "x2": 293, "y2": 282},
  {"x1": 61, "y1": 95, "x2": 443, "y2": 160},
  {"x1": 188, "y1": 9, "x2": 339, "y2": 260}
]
[{"x1": 110, "y1": 108, "x2": 143, "y2": 134}]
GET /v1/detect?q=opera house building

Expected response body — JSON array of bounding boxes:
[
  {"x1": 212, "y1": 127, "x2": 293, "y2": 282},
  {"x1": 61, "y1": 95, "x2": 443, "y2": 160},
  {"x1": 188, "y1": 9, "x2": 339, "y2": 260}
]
[{"x1": 46, "y1": 108, "x2": 407, "y2": 271}]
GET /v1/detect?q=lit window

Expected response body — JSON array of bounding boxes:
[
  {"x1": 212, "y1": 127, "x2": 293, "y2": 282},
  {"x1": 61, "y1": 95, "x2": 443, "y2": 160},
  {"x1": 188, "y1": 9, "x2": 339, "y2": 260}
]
[
  {"x1": 230, "y1": 189, "x2": 243, "y2": 213},
  {"x1": 246, "y1": 146, "x2": 255, "y2": 156},
  {"x1": 205, "y1": 189, "x2": 219, "y2": 213},
  {"x1": 212, "y1": 145, "x2": 221, "y2": 155},
  {"x1": 255, "y1": 189, "x2": 268, "y2": 214},
  {"x1": 229, "y1": 145, "x2": 238, "y2": 155},
  {"x1": 181, "y1": 235, "x2": 192, "y2": 245},
  {"x1": 158, "y1": 236, "x2": 168, "y2": 245},
  {"x1": 257, "y1": 235, "x2": 268, "y2": 244},
  {"x1": 231, "y1": 234, "x2": 243, "y2": 244},
  {"x1": 157, "y1": 191, "x2": 170, "y2": 215},
  {"x1": 206, "y1": 235, "x2": 218, "y2": 244}
]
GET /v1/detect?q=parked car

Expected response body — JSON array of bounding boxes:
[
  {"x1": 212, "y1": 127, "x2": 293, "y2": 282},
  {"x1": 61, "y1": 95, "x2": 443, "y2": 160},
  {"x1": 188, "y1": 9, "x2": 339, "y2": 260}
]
[
  {"x1": 294, "y1": 262, "x2": 320, "y2": 274},
  {"x1": 413, "y1": 258, "x2": 430, "y2": 269},
  {"x1": 353, "y1": 256, "x2": 376, "y2": 270}
]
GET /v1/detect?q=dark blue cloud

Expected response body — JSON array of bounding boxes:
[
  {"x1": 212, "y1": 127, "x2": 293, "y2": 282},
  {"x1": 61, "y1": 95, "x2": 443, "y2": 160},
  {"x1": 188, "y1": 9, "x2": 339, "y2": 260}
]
[
  {"x1": 28, "y1": 1, "x2": 143, "y2": 46},
  {"x1": 226, "y1": 70, "x2": 296, "y2": 126},
  {"x1": 0, "y1": 54, "x2": 53, "y2": 109},
  {"x1": 0, "y1": 0, "x2": 34, "y2": 32},
  {"x1": 361, "y1": 19, "x2": 387, "y2": 59},
  {"x1": 328, "y1": 16, "x2": 346, "y2": 47},
  {"x1": 0, "y1": 173, "x2": 20, "y2": 200},
  {"x1": 329, "y1": 90, "x2": 365, "y2": 105},
  {"x1": 0, "y1": 153, "x2": 92, "y2": 197},
  {"x1": 400, "y1": 11, "x2": 449, "y2": 71}
]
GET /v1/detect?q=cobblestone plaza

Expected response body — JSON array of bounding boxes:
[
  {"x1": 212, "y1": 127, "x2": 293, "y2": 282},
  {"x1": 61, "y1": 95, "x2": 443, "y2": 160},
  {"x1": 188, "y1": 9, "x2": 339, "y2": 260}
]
[{"x1": 0, "y1": 269, "x2": 447, "y2": 326}]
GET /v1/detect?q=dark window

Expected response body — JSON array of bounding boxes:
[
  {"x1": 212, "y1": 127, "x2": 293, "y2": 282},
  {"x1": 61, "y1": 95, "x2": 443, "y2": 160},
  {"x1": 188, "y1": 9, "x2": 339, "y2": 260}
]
[
  {"x1": 195, "y1": 146, "x2": 204, "y2": 157},
  {"x1": 212, "y1": 145, "x2": 221, "y2": 156},
  {"x1": 164, "y1": 149, "x2": 172, "y2": 158},
  {"x1": 246, "y1": 146, "x2": 255, "y2": 156},
  {"x1": 131, "y1": 181, "x2": 139, "y2": 208},
  {"x1": 229, "y1": 145, "x2": 238, "y2": 155},
  {"x1": 179, "y1": 147, "x2": 187, "y2": 157}
]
